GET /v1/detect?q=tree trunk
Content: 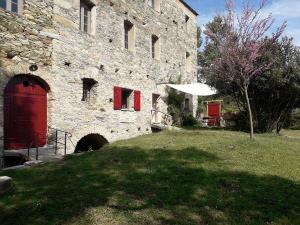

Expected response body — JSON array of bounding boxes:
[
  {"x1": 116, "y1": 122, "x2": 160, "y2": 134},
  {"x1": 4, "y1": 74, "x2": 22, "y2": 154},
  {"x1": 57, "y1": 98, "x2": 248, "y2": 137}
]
[
  {"x1": 244, "y1": 85, "x2": 254, "y2": 139},
  {"x1": 276, "y1": 122, "x2": 282, "y2": 134}
]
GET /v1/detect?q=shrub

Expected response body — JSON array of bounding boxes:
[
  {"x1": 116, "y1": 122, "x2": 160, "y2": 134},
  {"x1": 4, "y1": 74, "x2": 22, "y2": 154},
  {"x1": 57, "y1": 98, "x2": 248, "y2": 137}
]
[
  {"x1": 182, "y1": 115, "x2": 199, "y2": 127},
  {"x1": 290, "y1": 108, "x2": 300, "y2": 130},
  {"x1": 166, "y1": 83, "x2": 185, "y2": 126}
]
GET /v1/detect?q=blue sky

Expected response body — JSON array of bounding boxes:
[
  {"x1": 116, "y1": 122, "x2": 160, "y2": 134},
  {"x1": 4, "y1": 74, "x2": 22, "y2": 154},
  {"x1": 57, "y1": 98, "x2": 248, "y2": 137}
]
[{"x1": 185, "y1": 0, "x2": 300, "y2": 46}]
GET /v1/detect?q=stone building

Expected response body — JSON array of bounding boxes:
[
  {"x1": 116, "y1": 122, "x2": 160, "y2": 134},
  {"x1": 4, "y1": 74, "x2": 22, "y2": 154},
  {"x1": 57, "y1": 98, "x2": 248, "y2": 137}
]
[{"x1": 0, "y1": 0, "x2": 198, "y2": 155}]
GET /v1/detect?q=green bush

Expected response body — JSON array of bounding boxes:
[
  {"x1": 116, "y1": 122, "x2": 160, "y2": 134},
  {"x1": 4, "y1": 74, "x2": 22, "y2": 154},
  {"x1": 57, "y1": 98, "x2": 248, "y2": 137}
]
[
  {"x1": 290, "y1": 108, "x2": 300, "y2": 130},
  {"x1": 182, "y1": 115, "x2": 199, "y2": 127},
  {"x1": 166, "y1": 85, "x2": 185, "y2": 126}
]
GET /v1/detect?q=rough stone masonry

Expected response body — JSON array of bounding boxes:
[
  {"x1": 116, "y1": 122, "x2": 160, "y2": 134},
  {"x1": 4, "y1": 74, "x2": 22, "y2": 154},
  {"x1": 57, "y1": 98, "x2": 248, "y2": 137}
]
[{"x1": 0, "y1": 0, "x2": 198, "y2": 155}]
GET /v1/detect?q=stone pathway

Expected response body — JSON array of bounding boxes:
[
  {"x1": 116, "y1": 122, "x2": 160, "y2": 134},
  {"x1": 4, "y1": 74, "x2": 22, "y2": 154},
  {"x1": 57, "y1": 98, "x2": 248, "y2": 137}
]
[{"x1": 2, "y1": 147, "x2": 65, "y2": 170}]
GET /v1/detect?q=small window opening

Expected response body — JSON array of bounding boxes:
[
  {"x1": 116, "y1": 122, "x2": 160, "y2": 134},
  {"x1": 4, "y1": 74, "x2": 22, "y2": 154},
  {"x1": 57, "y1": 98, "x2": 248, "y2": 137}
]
[
  {"x1": 184, "y1": 98, "x2": 190, "y2": 112},
  {"x1": 124, "y1": 20, "x2": 135, "y2": 51},
  {"x1": 82, "y1": 78, "x2": 97, "y2": 102},
  {"x1": 185, "y1": 15, "x2": 190, "y2": 31},
  {"x1": 121, "y1": 88, "x2": 133, "y2": 109},
  {"x1": 185, "y1": 15, "x2": 190, "y2": 23},
  {"x1": 186, "y1": 52, "x2": 191, "y2": 72},
  {"x1": 151, "y1": 35, "x2": 160, "y2": 60},
  {"x1": 80, "y1": 0, "x2": 93, "y2": 33}
]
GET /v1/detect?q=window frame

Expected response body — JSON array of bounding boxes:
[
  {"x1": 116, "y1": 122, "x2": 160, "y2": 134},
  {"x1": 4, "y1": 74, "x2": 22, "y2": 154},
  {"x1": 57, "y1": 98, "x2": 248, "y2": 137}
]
[
  {"x1": 151, "y1": 35, "x2": 160, "y2": 60},
  {"x1": 186, "y1": 52, "x2": 191, "y2": 72},
  {"x1": 121, "y1": 88, "x2": 134, "y2": 110},
  {"x1": 114, "y1": 86, "x2": 141, "y2": 111},
  {"x1": 184, "y1": 98, "x2": 190, "y2": 112},
  {"x1": 185, "y1": 14, "x2": 190, "y2": 31},
  {"x1": 81, "y1": 78, "x2": 97, "y2": 102},
  {"x1": 80, "y1": 0, "x2": 95, "y2": 34},
  {"x1": 124, "y1": 20, "x2": 135, "y2": 51},
  {"x1": 0, "y1": 0, "x2": 23, "y2": 14}
]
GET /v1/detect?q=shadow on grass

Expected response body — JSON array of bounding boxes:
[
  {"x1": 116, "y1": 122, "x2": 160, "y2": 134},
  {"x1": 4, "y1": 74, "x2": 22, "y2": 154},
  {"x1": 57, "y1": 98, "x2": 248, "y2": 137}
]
[{"x1": 0, "y1": 146, "x2": 299, "y2": 225}]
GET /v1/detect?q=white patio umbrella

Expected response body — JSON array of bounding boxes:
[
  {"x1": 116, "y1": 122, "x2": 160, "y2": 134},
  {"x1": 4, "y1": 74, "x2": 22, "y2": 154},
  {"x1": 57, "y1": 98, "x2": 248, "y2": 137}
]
[{"x1": 166, "y1": 83, "x2": 217, "y2": 96}]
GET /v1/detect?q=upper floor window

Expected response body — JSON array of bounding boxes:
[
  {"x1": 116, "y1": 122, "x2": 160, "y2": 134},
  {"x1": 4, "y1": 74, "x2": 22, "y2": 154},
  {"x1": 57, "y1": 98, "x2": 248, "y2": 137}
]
[
  {"x1": 185, "y1": 15, "x2": 190, "y2": 31},
  {"x1": 186, "y1": 52, "x2": 191, "y2": 72},
  {"x1": 124, "y1": 20, "x2": 135, "y2": 51},
  {"x1": 147, "y1": 0, "x2": 160, "y2": 12},
  {"x1": 80, "y1": 0, "x2": 94, "y2": 34},
  {"x1": 151, "y1": 35, "x2": 160, "y2": 60},
  {"x1": 82, "y1": 78, "x2": 97, "y2": 102},
  {"x1": 0, "y1": 0, "x2": 22, "y2": 14}
]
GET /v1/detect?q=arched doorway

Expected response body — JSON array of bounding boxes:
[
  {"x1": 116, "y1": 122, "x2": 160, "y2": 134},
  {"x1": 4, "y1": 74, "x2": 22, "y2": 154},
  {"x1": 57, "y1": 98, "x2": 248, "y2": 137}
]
[
  {"x1": 4, "y1": 75, "x2": 49, "y2": 150},
  {"x1": 75, "y1": 134, "x2": 108, "y2": 153}
]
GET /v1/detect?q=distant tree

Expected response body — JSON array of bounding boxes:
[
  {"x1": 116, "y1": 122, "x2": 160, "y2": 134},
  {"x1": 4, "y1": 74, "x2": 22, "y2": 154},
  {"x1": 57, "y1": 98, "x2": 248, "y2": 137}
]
[
  {"x1": 197, "y1": 26, "x2": 204, "y2": 82},
  {"x1": 201, "y1": 20, "x2": 300, "y2": 133},
  {"x1": 198, "y1": 16, "x2": 227, "y2": 83},
  {"x1": 204, "y1": 0, "x2": 286, "y2": 138},
  {"x1": 197, "y1": 26, "x2": 203, "y2": 49},
  {"x1": 250, "y1": 37, "x2": 300, "y2": 133}
]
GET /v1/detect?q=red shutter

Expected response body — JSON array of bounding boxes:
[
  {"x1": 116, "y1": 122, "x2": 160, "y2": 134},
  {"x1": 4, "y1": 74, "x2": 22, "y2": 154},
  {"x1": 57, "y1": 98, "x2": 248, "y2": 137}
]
[
  {"x1": 114, "y1": 86, "x2": 122, "y2": 110},
  {"x1": 134, "y1": 90, "x2": 141, "y2": 111}
]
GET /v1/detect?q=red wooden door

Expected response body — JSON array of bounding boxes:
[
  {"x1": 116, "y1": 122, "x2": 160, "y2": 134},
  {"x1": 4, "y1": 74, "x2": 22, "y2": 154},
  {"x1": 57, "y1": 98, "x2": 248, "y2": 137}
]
[
  {"x1": 207, "y1": 102, "x2": 221, "y2": 126},
  {"x1": 4, "y1": 76, "x2": 47, "y2": 150},
  {"x1": 208, "y1": 102, "x2": 221, "y2": 117}
]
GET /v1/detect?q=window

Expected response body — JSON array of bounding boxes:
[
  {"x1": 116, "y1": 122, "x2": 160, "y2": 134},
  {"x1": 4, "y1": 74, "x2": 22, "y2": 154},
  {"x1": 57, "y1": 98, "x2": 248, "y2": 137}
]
[
  {"x1": 0, "y1": 0, "x2": 6, "y2": 10},
  {"x1": 151, "y1": 35, "x2": 160, "y2": 60},
  {"x1": 124, "y1": 20, "x2": 135, "y2": 51},
  {"x1": 184, "y1": 98, "x2": 190, "y2": 112},
  {"x1": 148, "y1": 0, "x2": 160, "y2": 12},
  {"x1": 185, "y1": 15, "x2": 190, "y2": 31},
  {"x1": 0, "y1": 0, "x2": 22, "y2": 14},
  {"x1": 114, "y1": 87, "x2": 141, "y2": 111},
  {"x1": 82, "y1": 78, "x2": 97, "y2": 101},
  {"x1": 11, "y1": 0, "x2": 17, "y2": 12},
  {"x1": 80, "y1": 0, "x2": 93, "y2": 33},
  {"x1": 186, "y1": 52, "x2": 191, "y2": 72},
  {"x1": 121, "y1": 89, "x2": 132, "y2": 109}
]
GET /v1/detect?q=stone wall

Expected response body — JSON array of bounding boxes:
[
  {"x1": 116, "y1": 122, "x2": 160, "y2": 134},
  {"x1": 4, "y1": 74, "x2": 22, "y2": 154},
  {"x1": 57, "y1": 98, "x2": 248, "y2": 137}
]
[
  {"x1": 0, "y1": 0, "x2": 54, "y2": 151},
  {"x1": 0, "y1": 0, "x2": 198, "y2": 154}
]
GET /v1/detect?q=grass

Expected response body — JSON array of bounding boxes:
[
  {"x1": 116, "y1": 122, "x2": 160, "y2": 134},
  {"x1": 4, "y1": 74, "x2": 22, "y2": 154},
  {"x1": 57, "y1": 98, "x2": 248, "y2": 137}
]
[{"x1": 0, "y1": 130, "x2": 299, "y2": 225}]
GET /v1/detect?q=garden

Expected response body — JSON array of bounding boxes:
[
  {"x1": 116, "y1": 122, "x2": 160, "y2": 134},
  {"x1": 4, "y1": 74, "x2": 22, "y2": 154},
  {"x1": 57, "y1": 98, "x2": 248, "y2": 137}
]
[{"x1": 0, "y1": 130, "x2": 299, "y2": 225}]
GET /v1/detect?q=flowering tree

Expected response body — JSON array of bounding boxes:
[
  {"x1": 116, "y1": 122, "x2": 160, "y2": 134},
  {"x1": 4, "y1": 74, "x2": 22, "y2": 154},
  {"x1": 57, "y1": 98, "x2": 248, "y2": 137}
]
[{"x1": 205, "y1": 0, "x2": 286, "y2": 138}]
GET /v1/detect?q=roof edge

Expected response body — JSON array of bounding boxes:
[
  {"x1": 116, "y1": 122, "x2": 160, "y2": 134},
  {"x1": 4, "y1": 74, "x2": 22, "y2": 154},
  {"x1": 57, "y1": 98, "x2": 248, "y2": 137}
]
[{"x1": 179, "y1": 0, "x2": 198, "y2": 16}]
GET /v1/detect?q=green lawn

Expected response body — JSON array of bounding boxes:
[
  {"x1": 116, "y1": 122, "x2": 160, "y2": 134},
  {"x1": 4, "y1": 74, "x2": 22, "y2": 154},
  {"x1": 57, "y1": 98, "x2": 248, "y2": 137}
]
[{"x1": 0, "y1": 130, "x2": 299, "y2": 225}]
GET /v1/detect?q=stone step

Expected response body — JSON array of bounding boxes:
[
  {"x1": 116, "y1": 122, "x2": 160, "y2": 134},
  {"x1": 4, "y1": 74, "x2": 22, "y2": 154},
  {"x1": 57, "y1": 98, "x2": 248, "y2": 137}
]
[
  {"x1": 0, "y1": 176, "x2": 13, "y2": 195},
  {"x1": 151, "y1": 123, "x2": 168, "y2": 129},
  {"x1": 4, "y1": 146, "x2": 64, "y2": 164}
]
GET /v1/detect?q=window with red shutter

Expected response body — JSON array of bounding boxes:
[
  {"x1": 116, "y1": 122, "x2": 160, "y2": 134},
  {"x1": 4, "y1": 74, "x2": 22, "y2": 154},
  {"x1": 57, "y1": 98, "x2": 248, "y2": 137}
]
[
  {"x1": 134, "y1": 90, "x2": 141, "y2": 111},
  {"x1": 113, "y1": 86, "x2": 122, "y2": 110}
]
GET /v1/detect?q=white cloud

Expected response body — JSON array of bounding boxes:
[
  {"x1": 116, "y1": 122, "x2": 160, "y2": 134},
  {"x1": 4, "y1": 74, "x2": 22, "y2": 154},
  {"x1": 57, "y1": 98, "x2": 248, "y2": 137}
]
[
  {"x1": 265, "y1": 0, "x2": 300, "y2": 18},
  {"x1": 264, "y1": 0, "x2": 300, "y2": 46}
]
